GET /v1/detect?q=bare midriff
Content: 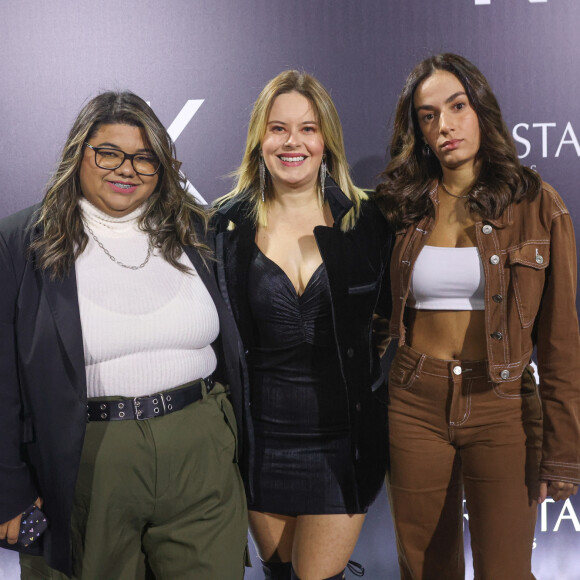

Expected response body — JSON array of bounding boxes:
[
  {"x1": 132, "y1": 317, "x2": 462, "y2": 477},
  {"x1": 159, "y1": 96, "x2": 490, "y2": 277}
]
[{"x1": 406, "y1": 308, "x2": 488, "y2": 360}]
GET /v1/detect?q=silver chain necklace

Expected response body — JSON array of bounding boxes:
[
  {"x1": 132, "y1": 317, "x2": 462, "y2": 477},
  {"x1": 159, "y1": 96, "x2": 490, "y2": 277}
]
[
  {"x1": 83, "y1": 221, "x2": 151, "y2": 270},
  {"x1": 440, "y1": 181, "x2": 470, "y2": 199}
]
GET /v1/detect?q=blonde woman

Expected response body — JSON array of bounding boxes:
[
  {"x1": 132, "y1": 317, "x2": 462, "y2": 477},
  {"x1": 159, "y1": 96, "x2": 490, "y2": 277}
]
[{"x1": 214, "y1": 71, "x2": 392, "y2": 580}]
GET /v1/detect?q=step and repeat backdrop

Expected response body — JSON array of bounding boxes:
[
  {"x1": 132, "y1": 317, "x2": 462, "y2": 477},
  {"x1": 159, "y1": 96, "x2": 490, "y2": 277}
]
[{"x1": 1, "y1": 1, "x2": 579, "y2": 578}]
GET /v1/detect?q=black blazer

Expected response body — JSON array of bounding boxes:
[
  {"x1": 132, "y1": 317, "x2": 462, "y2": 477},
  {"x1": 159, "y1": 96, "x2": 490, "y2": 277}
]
[
  {"x1": 213, "y1": 177, "x2": 393, "y2": 512},
  {"x1": 0, "y1": 204, "x2": 249, "y2": 575}
]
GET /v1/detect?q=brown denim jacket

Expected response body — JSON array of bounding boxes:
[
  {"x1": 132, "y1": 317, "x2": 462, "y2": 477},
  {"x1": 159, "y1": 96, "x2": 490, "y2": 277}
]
[{"x1": 389, "y1": 182, "x2": 580, "y2": 484}]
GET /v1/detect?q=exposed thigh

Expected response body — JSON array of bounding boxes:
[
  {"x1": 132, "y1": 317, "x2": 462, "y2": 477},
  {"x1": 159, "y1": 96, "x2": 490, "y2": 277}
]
[
  {"x1": 292, "y1": 513, "x2": 365, "y2": 579},
  {"x1": 249, "y1": 510, "x2": 297, "y2": 562}
]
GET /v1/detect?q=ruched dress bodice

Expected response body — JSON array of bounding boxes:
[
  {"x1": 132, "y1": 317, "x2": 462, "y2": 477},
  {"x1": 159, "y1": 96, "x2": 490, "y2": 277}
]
[{"x1": 247, "y1": 247, "x2": 355, "y2": 514}]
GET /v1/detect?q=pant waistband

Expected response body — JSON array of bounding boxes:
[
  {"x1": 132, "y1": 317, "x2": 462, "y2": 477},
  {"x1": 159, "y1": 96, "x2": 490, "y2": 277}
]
[
  {"x1": 86, "y1": 376, "x2": 214, "y2": 422},
  {"x1": 396, "y1": 344, "x2": 489, "y2": 378}
]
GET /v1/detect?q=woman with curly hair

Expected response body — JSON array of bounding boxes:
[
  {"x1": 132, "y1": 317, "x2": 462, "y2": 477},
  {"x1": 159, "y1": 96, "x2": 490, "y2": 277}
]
[
  {"x1": 0, "y1": 91, "x2": 248, "y2": 579},
  {"x1": 214, "y1": 70, "x2": 392, "y2": 580},
  {"x1": 376, "y1": 53, "x2": 579, "y2": 579}
]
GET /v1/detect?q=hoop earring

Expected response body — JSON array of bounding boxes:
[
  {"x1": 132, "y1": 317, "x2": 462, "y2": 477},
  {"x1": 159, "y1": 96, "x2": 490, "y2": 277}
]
[
  {"x1": 259, "y1": 154, "x2": 266, "y2": 203},
  {"x1": 319, "y1": 155, "x2": 327, "y2": 205}
]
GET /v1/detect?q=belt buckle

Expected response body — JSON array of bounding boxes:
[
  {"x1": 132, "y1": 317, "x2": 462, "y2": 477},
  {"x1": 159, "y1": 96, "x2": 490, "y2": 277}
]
[{"x1": 133, "y1": 396, "x2": 145, "y2": 420}]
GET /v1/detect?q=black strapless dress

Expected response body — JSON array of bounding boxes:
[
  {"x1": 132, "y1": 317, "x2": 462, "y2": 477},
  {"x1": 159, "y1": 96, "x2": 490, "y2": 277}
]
[{"x1": 247, "y1": 247, "x2": 358, "y2": 515}]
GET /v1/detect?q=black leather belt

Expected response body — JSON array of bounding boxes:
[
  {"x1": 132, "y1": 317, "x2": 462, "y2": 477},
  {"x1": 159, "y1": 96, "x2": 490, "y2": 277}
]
[{"x1": 86, "y1": 376, "x2": 214, "y2": 422}]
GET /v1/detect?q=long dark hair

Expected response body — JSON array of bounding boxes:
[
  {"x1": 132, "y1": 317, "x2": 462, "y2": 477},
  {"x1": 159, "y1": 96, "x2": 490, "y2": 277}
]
[
  {"x1": 376, "y1": 53, "x2": 541, "y2": 227},
  {"x1": 29, "y1": 91, "x2": 210, "y2": 278}
]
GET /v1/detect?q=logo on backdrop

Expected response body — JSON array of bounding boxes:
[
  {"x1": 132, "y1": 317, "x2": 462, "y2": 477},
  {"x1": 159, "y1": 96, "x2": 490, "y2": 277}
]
[
  {"x1": 463, "y1": 498, "x2": 579, "y2": 547},
  {"x1": 475, "y1": 0, "x2": 547, "y2": 4},
  {"x1": 148, "y1": 99, "x2": 205, "y2": 203},
  {"x1": 539, "y1": 498, "x2": 580, "y2": 534},
  {"x1": 512, "y1": 122, "x2": 580, "y2": 159}
]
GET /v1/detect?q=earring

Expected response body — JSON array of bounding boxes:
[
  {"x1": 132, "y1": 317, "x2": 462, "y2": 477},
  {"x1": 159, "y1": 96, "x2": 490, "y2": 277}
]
[
  {"x1": 259, "y1": 154, "x2": 266, "y2": 203},
  {"x1": 422, "y1": 142, "x2": 431, "y2": 157},
  {"x1": 319, "y1": 155, "x2": 327, "y2": 205}
]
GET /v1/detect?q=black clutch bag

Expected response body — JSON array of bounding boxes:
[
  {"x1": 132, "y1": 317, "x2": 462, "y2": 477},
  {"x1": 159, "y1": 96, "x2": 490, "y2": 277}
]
[{"x1": 18, "y1": 505, "x2": 48, "y2": 547}]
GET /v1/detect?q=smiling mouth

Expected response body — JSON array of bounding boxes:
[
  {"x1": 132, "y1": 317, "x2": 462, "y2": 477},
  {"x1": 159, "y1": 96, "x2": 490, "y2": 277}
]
[
  {"x1": 111, "y1": 182, "x2": 135, "y2": 189},
  {"x1": 279, "y1": 156, "x2": 306, "y2": 162}
]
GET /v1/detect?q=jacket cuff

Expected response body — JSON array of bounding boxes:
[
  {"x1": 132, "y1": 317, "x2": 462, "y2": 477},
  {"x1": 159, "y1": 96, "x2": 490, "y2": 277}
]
[{"x1": 540, "y1": 461, "x2": 580, "y2": 485}]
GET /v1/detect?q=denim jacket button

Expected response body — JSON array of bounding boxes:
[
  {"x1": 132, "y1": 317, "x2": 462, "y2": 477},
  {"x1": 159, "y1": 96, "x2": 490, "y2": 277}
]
[
  {"x1": 491, "y1": 331, "x2": 503, "y2": 340},
  {"x1": 492, "y1": 294, "x2": 503, "y2": 303},
  {"x1": 500, "y1": 369, "x2": 510, "y2": 380},
  {"x1": 490, "y1": 254, "x2": 500, "y2": 265},
  {"x1": 482, "y1": 224, "x2": 493, "y2": 234},
  {"x1": 453, "y1": 365, "x2": 462, "y2": 376},
  {"x1": 346, "y1": 347, "x2": 355, "y2": 358}
]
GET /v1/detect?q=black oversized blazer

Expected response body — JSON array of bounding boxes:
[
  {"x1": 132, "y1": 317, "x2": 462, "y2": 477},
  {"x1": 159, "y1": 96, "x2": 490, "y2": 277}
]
[
  {"x1": 214, "y1": 177, "x2": 393, "y2": 512},
  {"x1": 0, "y1": 204, "x2": 249, "y2": 576}
]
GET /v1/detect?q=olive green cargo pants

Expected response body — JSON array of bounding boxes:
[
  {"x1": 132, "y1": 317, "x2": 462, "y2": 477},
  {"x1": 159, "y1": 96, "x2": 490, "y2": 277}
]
[{"x1": 21, "y1": 382, "x2": 247, "y2": 579}]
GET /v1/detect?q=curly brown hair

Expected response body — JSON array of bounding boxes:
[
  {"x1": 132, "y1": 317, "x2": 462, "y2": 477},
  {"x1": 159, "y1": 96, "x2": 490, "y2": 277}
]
[
  {"x1": 375, "y1": 53, "x2": 541, "y2": 227},
  {"x1": 29, "y1": 91, "x2": 210, "y2": 278}
]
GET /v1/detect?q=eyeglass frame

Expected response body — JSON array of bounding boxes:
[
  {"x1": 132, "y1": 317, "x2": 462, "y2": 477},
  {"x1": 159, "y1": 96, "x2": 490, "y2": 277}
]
[{"x1": 84, "y1": 142, "x2": 161, "y2": 176}]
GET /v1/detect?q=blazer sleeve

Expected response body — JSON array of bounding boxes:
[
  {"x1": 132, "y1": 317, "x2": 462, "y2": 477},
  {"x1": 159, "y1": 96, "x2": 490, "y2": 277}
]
[{"x1": 0, "y1": 230, "x2": 37, "y2": 523}]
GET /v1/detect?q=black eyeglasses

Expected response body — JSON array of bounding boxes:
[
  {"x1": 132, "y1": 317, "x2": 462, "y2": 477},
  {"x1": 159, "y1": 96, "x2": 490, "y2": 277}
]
[{"x1": 85, "y1": 142, "x2": 161, "y2": 176}]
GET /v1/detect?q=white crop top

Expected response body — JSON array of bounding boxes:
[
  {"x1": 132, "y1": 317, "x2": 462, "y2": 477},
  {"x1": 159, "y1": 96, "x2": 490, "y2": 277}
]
[{"x1": 408, "y1": 246, "x2": 485, "y2": 310}]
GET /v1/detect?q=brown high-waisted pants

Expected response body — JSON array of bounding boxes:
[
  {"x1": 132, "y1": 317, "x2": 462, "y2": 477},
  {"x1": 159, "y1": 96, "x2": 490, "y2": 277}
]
[{"x1": 386, "y1": 344, "x2": 542, "y2": 580}]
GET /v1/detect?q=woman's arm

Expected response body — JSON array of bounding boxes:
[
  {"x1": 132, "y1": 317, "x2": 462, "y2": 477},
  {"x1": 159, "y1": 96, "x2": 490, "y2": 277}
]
[
  {"x1": 372, "y1": 215, "x2": 394, "y2": 358},
  {"x1": 0, "y1": 229, "x2": 37, "y2": 526},
  {"x1": 535, "y1": 209, "x2": 580, "y2": 490}
]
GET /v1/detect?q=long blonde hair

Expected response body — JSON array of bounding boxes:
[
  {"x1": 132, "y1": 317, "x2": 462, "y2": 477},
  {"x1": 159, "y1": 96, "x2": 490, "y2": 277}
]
[
  {"x1": 29, "y1": 91, "x2": 210, "y2": 278},
  {"x1": 219, "y1": 70, "x2": 366, "y2": 230}
]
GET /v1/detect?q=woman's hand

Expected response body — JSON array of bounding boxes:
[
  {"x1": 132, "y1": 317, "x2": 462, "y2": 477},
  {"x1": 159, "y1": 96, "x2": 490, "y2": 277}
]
[
  {"x1": 0, "y1": 497, "x2": 42, "y2": 544},
  {"x1": 372, "y1": 314, "x2": 391, "y2": 357},
  {"x1": 538, "y1": 481, "x2": 578, "y2": 504}
]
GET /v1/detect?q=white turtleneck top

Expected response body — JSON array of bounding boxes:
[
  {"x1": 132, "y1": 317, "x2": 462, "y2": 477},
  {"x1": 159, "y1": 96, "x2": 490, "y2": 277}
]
[{"x1": 76, "y1": 197, "x2": 219, "y2": 398}]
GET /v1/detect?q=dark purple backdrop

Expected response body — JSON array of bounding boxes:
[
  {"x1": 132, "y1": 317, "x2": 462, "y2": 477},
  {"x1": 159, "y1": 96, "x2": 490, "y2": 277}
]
[{"x1": 1, "y1": 1, "x2": 579, "y2": 578}]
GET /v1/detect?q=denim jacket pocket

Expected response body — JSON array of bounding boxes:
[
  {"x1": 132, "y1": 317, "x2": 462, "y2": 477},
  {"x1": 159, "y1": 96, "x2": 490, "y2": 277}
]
[{"x1": 509, "y1": 242, "x2": 550, "y2": 328}]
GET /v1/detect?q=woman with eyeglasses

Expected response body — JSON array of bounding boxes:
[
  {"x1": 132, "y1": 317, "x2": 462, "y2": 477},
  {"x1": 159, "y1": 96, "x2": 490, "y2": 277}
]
[{"x1": 0, "y1": 91, "x2": 248, "y2": 579}]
